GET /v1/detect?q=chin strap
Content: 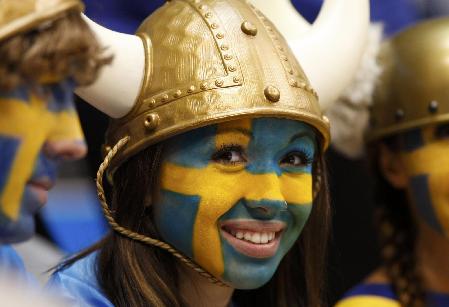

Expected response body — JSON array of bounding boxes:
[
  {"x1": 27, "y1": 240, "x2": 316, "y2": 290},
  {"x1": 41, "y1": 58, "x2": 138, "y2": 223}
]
[{"x1": 96, "y1": 136, "x2": 228, "y2": 287}]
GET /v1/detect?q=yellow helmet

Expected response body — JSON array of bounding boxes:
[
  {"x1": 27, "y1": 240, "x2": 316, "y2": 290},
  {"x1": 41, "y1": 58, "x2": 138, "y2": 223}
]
[
  {"x1": 104, "y1": 0, "x2": 328, "y2": 171},
  {"x1": 369, "y1": 17, "x2": 449, "y2": 141}
]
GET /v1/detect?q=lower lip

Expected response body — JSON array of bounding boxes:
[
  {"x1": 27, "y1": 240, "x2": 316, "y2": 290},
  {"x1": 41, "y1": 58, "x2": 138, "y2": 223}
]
[
  {"x1": 221, "y1": 229, "x2": 281, "y2": 259},
  {"x1": 27, "y1": 184, "x2": 48, "y2": 205}
]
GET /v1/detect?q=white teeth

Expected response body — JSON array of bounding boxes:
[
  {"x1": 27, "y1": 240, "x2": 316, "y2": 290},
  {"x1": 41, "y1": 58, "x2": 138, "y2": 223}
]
[
  {"x1": 252, "y1": 233, "x2": 261, "y2": 244},
  {"x1": 261, "y1": 232, "x2": 268, "y2": 244},
  {"x1": 229, "y1": 230, "x2": 277, "y2": 244},
  {"x1": 244, "y1": 232, "x2": 252, "y2": 241}
]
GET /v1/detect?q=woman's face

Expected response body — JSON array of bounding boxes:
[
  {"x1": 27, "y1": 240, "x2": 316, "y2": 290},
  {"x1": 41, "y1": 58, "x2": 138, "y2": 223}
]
[
  {"x1": 0, "y1": 82, "x2": 86, "y2": 243},
  {"x1": 397, "y1": 123, "x2": 449, "y2": 237},
  {"x1": 153, "y1": 118, "x2": 317, "y2": 289}
]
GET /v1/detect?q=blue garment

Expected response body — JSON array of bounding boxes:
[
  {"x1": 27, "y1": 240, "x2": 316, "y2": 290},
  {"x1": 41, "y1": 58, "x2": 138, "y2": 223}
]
[
  {"x1": 47, "y1": 252, "x2": 113, "y2": 307},
  {"x1": 336, "y1": 283, "x2": 449, "y2": 307},
  {"x1": 0, "y1": 244, "x2": 37, "y2": 285},
  {"x1": 0, "y1": 245, "x2": 26, "y2": 274}
]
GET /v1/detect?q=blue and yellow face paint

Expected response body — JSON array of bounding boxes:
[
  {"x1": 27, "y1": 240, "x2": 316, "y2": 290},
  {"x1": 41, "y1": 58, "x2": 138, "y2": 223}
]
[
  {"x1": 154, "y1": 118, "x2": 316, "y2": 288},
  {"x1": 398, "y1": 123, "x2": 449, "y2": 237},
  {"x1": 0, "y1": 81, "x2": 85, "y2": 243}
]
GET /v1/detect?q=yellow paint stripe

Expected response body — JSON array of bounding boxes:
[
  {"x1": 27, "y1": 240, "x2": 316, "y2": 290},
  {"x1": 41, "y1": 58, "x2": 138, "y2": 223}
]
[
  {"x1": 401, "y1": 144, "x2": 449, "y2": 177},
  {"x1": 429, "y1": 173, "x2": 449, "y2": 235},
  {"x1": 0, "y1": 94, "x2": 82, "y2": 219},
  {"x1": 335, "y1": 296, "x2": 400, "y2": 307}
]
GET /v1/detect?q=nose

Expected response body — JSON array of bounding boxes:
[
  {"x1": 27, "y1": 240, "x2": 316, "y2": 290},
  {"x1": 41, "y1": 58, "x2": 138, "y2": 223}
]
[
  {"x1": 244, "y1": 199, "x2": 287, "y2": 219},
  {"x1": 244, "y1": 173, "x2": 286, "y2": 219},
  {"x1": 43, "y1": 140, "x2": 87, "y2": 161}
]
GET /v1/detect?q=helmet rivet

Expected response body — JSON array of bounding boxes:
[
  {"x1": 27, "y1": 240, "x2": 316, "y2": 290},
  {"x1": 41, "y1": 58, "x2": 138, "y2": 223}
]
[
  {"x1": 200, "y1": 82, "x2": 208, "y2": 90},
  {"x1": 220, "y1": 44, "x2": 229, "y2": 51},
  {"x1": 228, "y1": 65, "x2": 236, "y2": 72},
  {"x1": 161, "y1": 94, "x2": 169, "y2": 102},
  {"x1": 174, "y1": 90, "x2": 182, "y2": 98},
  {"x1": 429, "y1": 100, "x2": 439, "y2": 114},
  {"x1": 205, "y1": 12, "x2": 213, "y2": 18},
  {"x1": 144, "y1": 113, "x2": 160, "y2": 131},
  {"x1": 233, "y1": 76, "x2": 240, "y2": 83},
  {"x1": 187, "y1": 85, "x2": 196, "y2": 93},
  {"x1": 395, "y1": 109, "x2": 405, "y2": 121},
  {"x1": 211, "y1": 23, "x2": 219, "y2": 29},
  {"x1": 215, "y1": 79, "x2": 224, "y2": 87},
  {"x1": 148, "y1": 98, "x2": 156, "y2": 107},
  {"x1": 216, "y1": 32, "x2": 224, "y2": 39},
  {"x1": 264, "y1": 85, "x2": 280, "y2": 102},
  {"x1": 241, "y1": 21, "x2": 257, "y2": 36}
]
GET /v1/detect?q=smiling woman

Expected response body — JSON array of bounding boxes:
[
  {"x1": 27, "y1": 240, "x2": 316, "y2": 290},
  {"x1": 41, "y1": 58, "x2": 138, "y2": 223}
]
[{"x1": 47, "y1": 0, "x2": 369, "y2": 306}]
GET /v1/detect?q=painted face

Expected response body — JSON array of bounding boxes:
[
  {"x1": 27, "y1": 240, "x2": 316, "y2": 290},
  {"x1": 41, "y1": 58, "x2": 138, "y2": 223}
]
[
  {"x1": 0, "y1": 81, "x2": 86, "y2": 243},
  {"x1": 398, "y1": 123, "x2": 449, "y2": 237},
  {"x1": 153, "y1": 118, "x2": 317, "y2": 289}
]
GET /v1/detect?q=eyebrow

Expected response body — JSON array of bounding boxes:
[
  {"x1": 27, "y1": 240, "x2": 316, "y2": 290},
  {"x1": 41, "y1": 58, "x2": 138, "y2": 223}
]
[
  {"x1": 289, "y1": 131, "x2": 316, "y2": 144},
  {"x1": 217, "y1": 127, "x2": 252, "y2": 138}
]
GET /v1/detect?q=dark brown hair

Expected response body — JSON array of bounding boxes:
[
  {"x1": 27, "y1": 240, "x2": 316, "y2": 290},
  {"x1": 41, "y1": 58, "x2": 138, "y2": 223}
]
[
  {"x1": 62, "y1": 140, "x2": 331, "y2": 307},
  {"x1": 369, "y1": 137, "x2": 425, "y2": 307},
  {"x1": 0, "y1": 10, "x2": 111, "y2": 92}
]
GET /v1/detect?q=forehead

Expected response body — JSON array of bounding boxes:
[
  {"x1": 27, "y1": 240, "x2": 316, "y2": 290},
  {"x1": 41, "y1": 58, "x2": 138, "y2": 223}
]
[{"x1": 166, "y1": 118, "x2": 317, "y2": 147}]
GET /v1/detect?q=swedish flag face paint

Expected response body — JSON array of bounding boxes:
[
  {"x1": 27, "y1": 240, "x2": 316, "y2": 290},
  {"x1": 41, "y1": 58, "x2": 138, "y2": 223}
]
[
  {"x1": 0, "y1": 81, "x2": 85, "y2": 243},
  {"x1": 154, "y1": 118, "x2": 316, "y2": 289},
  {"x1": 399, "y1": 123, "x2": 449, "y2": 237}
]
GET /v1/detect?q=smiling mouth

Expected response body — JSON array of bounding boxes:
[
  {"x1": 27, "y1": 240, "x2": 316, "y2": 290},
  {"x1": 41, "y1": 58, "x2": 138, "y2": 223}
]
[{"x1": 220, "y1": 220, "x2": 285, "y2": 259}]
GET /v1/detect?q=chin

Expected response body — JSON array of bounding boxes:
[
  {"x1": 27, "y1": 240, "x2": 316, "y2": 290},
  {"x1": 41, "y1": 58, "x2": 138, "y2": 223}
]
[
  {"x1": 0, "y1": 215, "x2": 36, "y2": 244},
  {"x1": 222, "y1": 262, "x2": 279, "y2": 289}
]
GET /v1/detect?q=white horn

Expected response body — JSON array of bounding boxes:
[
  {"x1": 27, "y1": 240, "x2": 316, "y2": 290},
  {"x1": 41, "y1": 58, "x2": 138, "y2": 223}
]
[
  {"x1": 292, "y1": 0, "x2": 370, "y2": 111},
  {"x1": 76, "y1": 15, "x2": 146, "y2": 118},
  {"x1": 249, "y1": 0, "x2": 311, "y2": 37}
]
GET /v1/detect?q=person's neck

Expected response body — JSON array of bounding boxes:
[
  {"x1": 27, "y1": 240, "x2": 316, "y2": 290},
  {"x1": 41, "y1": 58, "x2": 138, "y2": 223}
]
[
  {"x1": 179, "y1": 265, "x2": 234, "y2": 307},
  {"x1": 416, "y1": 219, "x2": 449, "y2": 294}
]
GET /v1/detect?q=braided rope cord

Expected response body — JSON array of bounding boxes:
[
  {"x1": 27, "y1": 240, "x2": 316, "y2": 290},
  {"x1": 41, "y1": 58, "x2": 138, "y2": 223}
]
[{"x1": 96, "y1": 136, "x2": 228, "y2": 287}]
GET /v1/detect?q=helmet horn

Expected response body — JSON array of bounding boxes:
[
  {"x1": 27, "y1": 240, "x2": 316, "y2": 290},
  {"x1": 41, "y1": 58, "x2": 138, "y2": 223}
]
[{"x1": 75, "y1": 15, "x2": 146, "y2": 118}]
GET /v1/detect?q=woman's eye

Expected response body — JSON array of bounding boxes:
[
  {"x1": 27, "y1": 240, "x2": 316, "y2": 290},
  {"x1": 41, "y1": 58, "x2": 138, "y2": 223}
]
[
  {"x1": 435, "y1": 124, "x2": 449, "y2": 139},
  {"x1": 280, "y1": 152, "x2": 311, "y2": 167},
  {"x1": 212, "y1": 146, "x2": 246, "y2": 164}
]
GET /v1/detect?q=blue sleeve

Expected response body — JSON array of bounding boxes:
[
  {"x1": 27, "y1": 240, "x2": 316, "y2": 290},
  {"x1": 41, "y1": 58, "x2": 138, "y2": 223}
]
[
  {"x1": 47, "y1": 271, "x2": 113, "y2": 307},
  {"x1": 46, "y1": 253, "x2": 113, "y2": 307},
  {"x1": 0, "y1": 245, "x2": 36, "y2": 284}
]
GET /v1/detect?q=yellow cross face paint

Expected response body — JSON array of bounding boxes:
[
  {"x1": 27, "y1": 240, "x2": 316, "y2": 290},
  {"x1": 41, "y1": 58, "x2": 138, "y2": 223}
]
[
  {"x1": 154, "y1": 118, "x2": 316, "y2": 288},
  {"x1": 0, "y1": 82, "x2": 85, "y2": 243}
]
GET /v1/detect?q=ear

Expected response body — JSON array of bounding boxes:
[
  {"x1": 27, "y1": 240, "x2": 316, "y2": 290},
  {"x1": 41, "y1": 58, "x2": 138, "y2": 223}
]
[{"x1": 379, "y1": 143, "x2": 408, "y2": 189}]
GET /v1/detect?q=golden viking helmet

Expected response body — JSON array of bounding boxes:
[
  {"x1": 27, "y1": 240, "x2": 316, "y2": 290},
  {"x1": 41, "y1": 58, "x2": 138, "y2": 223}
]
[
  {"x1": 0, "y1": 0, "x2": 83, "y2": 42},
  {"x1": 78, "y1": 0, "x2": 369, "y2": 173},
  {"x1": 369, "y1": 17, "x2": 449, "y2": 141}
]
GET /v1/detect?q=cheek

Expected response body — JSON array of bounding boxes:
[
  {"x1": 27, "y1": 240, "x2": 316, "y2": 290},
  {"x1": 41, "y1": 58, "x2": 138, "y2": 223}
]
[
  {"x1": 158, "y1": 163, "x2": 245, "y2": 277},
  {"x1": 427, "y1": 171, "x2": 449, "y2": 235}
]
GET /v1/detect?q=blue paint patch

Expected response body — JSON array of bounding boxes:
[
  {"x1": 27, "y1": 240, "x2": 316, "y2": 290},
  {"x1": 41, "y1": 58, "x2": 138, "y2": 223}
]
[
  {"x1": 0, "y1": 86, "x2": 30, "y2": 103},
  {"x1": 0, "y1": 136, "x2": 20, "y2": 196},
  {"x1": 46, "y1": 80, "x2": 76, "y2": 113},
  {"x1": 246, "y1": 118, "x2": 315, "y2": 175},
  {"x1": 155, "y1": 190, "x2": 200, "y2": 258},
  {"x1": 163, "y1": 125, "x2": 217, "y2": 169},
  {"x1": 401, "y1": 128, "x2": 424, "y2": 152},
  {"x1": 410, "y1": 175, "x2": 444, "y2": 233}
]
